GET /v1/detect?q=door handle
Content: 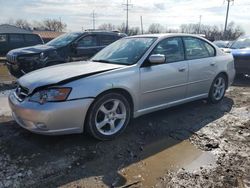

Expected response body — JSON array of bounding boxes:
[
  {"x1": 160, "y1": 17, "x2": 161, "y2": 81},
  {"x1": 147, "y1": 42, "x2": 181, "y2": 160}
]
[
  {"x1": 210, "y1": 62, "x2": 216, "y2": 66},
  {"x1": 178, "y1": 67, "x2": 186, "y2": 72}
]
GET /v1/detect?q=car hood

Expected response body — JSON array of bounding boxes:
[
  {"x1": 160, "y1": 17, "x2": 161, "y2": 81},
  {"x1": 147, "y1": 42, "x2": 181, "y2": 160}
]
[
  {"x1": 18, "y1": 61, "x2": 126, "y2": 94},
  {"x1": 8, "y1": 45, "x2": 56, "y2": 56}
]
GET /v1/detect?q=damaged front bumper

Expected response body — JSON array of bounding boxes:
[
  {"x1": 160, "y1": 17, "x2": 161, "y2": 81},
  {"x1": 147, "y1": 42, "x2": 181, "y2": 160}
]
[{"x1": 8, "y1": 91, "x2": 93, "y2": 135}]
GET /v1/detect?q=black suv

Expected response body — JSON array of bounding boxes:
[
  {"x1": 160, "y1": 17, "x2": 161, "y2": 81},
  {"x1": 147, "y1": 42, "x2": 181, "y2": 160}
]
[
  {"x1": 6, "y1": 31, "x2": 127, "y2": 78},
  {"x1": 0, "y1": 33, "x2": 43, "y2": 56}
]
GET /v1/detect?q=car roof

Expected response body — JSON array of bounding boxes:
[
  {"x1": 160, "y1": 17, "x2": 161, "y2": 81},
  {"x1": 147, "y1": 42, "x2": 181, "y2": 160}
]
[
  {"x1": 127, "y1": 33, "x2": 207, "y2": 39},
  {"x1": 71, "y1": 31, "x2": 126, "y2": 36}
]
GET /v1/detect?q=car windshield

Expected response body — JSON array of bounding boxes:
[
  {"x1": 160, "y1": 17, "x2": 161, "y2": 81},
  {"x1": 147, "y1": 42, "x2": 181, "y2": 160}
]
[
  {"x1": 47, "y1": 33, "x2": 80, "y2": 47},
  {"x1": 91, "y1": 37, "x2": 157, "y2": 65},
  {"x1": 230, "y1": 36, "x2": 250, "y2": 49}
]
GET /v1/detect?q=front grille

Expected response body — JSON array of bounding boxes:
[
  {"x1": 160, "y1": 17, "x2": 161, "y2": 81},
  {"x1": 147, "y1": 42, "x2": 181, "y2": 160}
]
[
  {"x1": 14, "y1": 85, "x2": 29, "y2": 101},
  {"x1": 7, "y1": 54, "x2": 17, "y2": 63}
]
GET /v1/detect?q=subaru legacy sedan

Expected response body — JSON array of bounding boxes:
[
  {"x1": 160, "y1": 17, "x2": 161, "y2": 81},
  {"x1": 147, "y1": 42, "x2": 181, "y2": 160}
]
[{"x1": 9, "y1": 34, "x2": 235, "y2": 140}]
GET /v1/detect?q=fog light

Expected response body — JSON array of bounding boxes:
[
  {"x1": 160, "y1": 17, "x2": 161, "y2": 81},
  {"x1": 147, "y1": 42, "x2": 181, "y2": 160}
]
[{"x1": 36, "y1": 123, "x2": 47, "y2": 130}]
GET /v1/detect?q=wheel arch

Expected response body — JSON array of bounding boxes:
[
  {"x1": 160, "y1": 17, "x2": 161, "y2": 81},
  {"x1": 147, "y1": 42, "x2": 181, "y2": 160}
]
[
  {"x1": 84, "y1": 88, "x2": 135, "y2": 130},
  {"x1": 217, "y1": 71, "x2": 229, "y2": 88}
]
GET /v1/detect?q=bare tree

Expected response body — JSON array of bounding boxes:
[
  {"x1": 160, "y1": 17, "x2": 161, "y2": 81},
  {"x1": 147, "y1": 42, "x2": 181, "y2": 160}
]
[
  {"x1": 15, "y1": 19, "x2": 31, "y2": 30},
  {"x1": 117, "y1": 23, "x2": 127, "y2": 33},
  {"x1": 179, "y1": 22, "x2": 244, "y2": 41},
  {"x1": 148, "y1": 23, "x2": 164, "y2": 34},
  {"x1": 42, "y1": 19, "x2": 67, "y2": 32},
  {"x1": 98, "y1": 23, "x2": 116, "y2": 31},
  {"x1": 5, "y1": 18, "x2": 31, "y2": 30},
  {"x1": 116, "y1": 23, "x2": 140, "y2": 36}
]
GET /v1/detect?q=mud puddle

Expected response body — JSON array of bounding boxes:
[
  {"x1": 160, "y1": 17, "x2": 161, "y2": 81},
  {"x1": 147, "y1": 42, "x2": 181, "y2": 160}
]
[{"x1": 118, "y1": 138, "x2": 216, "y2": 187}]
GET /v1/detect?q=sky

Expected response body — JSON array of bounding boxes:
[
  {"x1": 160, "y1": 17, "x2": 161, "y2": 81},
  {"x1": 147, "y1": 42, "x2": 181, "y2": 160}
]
[{"x1": 0, "y1": 0, "x2": 250, "y2": 34}]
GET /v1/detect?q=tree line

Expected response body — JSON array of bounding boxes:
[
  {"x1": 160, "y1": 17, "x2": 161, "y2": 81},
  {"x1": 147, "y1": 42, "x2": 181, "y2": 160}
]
[
  {"x1": 6, "y1": 18, "x2": 67, "y2": 32},
  {"x1": 99, "y1": 21, "x2": 244, "y2": 41},
  {"x1": 4, "y1": 18, "x2": 244, "y2": 41}
]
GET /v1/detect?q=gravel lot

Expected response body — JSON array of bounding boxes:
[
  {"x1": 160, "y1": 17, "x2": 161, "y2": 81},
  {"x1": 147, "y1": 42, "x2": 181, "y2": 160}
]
[{"x1": 0, "y1": 76, "x2": 249, "y2": 188}]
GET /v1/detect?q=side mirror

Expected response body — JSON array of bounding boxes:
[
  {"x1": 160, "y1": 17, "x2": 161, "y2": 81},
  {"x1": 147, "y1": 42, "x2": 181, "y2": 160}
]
[
  {"x1": 71, "y1": 42, "x2": 77, "y2": 49},
  {"x1": 148, "y1": 54, "x2": 165, "y2": 64}
]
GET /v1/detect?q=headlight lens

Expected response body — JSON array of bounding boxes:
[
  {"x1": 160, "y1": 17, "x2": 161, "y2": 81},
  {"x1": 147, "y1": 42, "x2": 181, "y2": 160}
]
[
  {"x1": 40, "y1": 52, "x2": 47, "y2": 60},
  {"x1": 29, "y1": 88, "x2": 71, "y2": 104}
]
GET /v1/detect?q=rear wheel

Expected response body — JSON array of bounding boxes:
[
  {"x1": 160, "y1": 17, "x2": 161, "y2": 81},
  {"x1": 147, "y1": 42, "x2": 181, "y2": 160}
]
[
  {"x1": 85, "y1": 93, "x2": 131, "y2": 140},
  {"x1": 208, "y1": 74, "x2": 227, "y2": 104}
]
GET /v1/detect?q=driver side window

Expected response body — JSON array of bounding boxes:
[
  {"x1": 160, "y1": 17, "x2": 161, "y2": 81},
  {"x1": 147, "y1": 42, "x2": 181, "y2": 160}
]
[
  {"x1": 77, "y1": 35, "x2": 97, "y2": 47},
  {"x1": 151, "y1": 37, "x2": 184, "y2": 63}
]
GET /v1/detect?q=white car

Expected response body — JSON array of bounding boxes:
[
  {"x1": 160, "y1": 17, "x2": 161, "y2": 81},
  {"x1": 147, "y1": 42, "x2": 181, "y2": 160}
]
[{"x1": 9, "y1": 34, "x2": 235, "y2": 140}]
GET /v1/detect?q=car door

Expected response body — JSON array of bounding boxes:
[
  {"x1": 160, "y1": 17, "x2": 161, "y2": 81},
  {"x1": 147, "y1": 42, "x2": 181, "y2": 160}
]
[
  {"x1": 9, "y1": 34, "x2": 25, "y2": 51},
  {"x1": 139, "y1": 37, "x2": 188, "y2": 111},
  {"x1": 183, "y1": 37, "x2": 217, "y2": 97},
  {"x1": 73, "y1": 35, "x2": 99, "y2": 60}
]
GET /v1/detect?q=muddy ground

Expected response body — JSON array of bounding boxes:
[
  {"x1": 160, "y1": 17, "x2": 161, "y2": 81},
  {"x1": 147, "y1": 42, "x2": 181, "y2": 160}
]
[{"x1": 0, "y1": 66, "x2": 249, "y2": 187}]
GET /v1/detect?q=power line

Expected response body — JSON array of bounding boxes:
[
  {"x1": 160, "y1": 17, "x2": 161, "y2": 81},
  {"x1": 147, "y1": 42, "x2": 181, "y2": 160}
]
[
  {"x1": 122, "y1": 0, "x2": 133, "y2": 34},
  {"x1": 92, "y1": 10, "x2": 96, "y2": 30},
  {"x1": 198, "y1": 15, "x2": 202, "y2": 34},
  {"x1": 224, "y1": 0, "x2": 234, "y2": 36},
  {"x1": 140, "y1": 16, "x2": 143, "y2": 34}
]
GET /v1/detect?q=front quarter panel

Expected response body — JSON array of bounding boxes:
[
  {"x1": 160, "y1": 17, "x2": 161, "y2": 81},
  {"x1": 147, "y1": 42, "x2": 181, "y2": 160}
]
[{"x1": 64, "y1": 65, "x2": 140, "y2": 113}]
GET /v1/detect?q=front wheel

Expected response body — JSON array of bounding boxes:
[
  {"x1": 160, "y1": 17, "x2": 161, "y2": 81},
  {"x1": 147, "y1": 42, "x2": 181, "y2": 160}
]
[
  {"x1": 208, "y1": 74, "x2": 227, "y2": 104},
  {"x1": 85, "y1": 93, "x2": 131, "y2": 140}
]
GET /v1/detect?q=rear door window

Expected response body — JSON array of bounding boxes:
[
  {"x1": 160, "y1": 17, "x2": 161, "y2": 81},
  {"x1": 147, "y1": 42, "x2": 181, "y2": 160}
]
[
  {"x1": 100, "y1": 35, "x2": 116, "y2": 46},
  {"x1": 0, "y1": 34, "x2": 7, "y2": 42},
  {"x1": 183, "y1": 37, "x2": 211, "y2": 60},
  {"x1": 9, "y1": 34, "x2": 24, "y2": 42},
  {"x1": 77, "y1": 35, "x2": 98, "y2": 47},
  {"x1": 24, "y1": 34, "x2": 41, "y2": 43}
]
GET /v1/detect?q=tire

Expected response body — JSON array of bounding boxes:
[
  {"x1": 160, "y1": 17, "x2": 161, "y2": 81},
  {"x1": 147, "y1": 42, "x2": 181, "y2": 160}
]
[
  {"x1": 208, "y1": 74, "x2": 227, "y2": 104},
  {"x1": 85, "y1": 92, "x2": 131, "y2": 140}
]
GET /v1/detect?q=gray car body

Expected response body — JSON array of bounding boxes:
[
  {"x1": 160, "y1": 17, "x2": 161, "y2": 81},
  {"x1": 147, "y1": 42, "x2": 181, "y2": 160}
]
[{"x1": 9, "y1": 34, "x2": 235, "y2": 135}]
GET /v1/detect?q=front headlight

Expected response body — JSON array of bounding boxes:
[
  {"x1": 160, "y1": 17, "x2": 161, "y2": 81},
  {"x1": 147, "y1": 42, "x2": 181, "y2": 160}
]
[
  {"x1": 40, "y1": 52, "x2": 48, "y2": 61},
  {"x1": 29, "y1": 87, "x2": 71, "y2": 104}
]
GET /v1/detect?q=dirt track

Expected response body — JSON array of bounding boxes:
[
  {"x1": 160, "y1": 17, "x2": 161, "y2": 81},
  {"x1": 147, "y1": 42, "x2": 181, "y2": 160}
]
[{"x1": 0, "y1": 76, "x2": 249, "y2": 188}]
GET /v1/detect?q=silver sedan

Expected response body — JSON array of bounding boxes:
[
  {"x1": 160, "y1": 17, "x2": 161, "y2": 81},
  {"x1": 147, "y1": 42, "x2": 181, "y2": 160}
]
[{"x1": 9, "y1": 34, "x2": 235, "y2": 140}]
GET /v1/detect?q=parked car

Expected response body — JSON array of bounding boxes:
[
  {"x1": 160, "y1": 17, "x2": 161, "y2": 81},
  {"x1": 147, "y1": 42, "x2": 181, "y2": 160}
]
[
  {"x1": 6, "y1": 31, "x2": 127, "y2": 78},
  {"x1": 8, "y1": 34, "x2": 235, "y2": 140},
  {"x1": 0, "y1": 33, "x2": 43, "y2": 56},
  {"x1": 221, "y1": 36, "x2": 250, "y2": 76},
  {"x1": 213, "y1": 40, "x2": 232, "y2": 48}
]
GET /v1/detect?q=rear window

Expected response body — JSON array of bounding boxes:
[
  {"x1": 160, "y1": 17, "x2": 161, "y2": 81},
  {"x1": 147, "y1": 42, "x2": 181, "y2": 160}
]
[
  {"x1": 0, "y1": 34, "x2": 7, "y2": 42},
  {"x1": 9, "y1": 34, "x2": 24, "y2": 42},
  {"x1": 100, "y1": 35, "x2": 117, "y2": 46},
  {"x1": 24, "y1": 34, "x2": 41, "y2": 43}
]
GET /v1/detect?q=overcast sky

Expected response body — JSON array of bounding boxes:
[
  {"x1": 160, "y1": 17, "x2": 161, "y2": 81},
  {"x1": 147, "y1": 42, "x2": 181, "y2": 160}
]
[{"x1": 0, "y1": 0, "x2": 250, "y2": 34}]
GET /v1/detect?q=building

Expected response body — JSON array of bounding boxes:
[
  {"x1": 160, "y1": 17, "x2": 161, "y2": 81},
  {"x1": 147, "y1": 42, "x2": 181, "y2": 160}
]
[
  {"x1": 0, "y1": 24, "x2": 31, "y2": 34},
  {"x1": 32, "y1": 30, "x2": 64, "y2": 43}
]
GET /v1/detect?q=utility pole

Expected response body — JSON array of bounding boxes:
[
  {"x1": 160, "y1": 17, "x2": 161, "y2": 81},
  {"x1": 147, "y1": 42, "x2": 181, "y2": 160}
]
[
  {"x1": 198, "y1": 15, "x2": 202, "y2": 34},
  {"x1": 122, "y1": 0, "x2": 133, "y2": 34},
  {"x1": 140, "y1": 16, "x2": 143, "y2": 34},
  {"x1": 92, "y1": 10, "x2": 96, "y2": 30},
  {"x1": 224, "y1": 0, "x2": 234, "y2": 37}
]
